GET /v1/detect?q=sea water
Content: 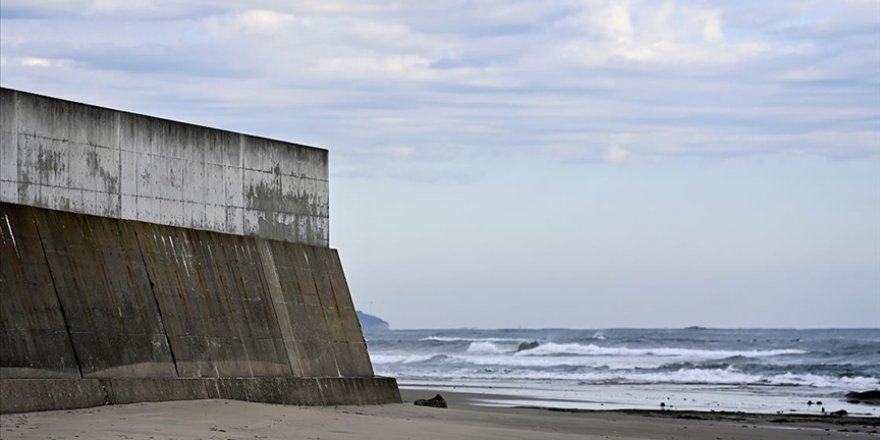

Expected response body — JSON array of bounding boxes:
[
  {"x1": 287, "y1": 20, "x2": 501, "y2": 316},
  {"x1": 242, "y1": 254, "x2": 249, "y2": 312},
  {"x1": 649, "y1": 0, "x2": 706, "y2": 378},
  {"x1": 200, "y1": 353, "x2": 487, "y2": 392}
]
[{"x1": 365, "y1": 328, "x2": 880, "y2": 416}]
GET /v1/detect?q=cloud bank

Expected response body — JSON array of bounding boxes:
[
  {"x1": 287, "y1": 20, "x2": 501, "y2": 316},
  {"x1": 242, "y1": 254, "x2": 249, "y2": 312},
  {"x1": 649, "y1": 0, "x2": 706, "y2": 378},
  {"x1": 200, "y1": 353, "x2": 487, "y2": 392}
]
[{"x1": 1, "y1": 0, "x2": 878, "y2": 179}]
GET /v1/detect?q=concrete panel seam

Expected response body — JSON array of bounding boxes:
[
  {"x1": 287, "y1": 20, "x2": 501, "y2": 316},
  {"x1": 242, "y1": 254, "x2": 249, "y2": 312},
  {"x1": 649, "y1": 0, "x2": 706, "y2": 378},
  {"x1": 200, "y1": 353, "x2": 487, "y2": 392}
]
[
  {"x1": 132, "y1": 226, "x2": 181, "y2": 378},
  {"x1": 100, "y1": 379, "x2": 113, "y2": 406},
  {"x1": 315, "y1": 378, "x2": 328, "y2": 406},
  {"x1": 31, "y1": 211, "x2": 83, "y2": 379},
  {"x1": 254, "y1": 240, "x2": 299, "y2": 375},
  {"x1": 307, "y1": 257, "x2": 342, "y2": 378},
  {"x1": 116, "y1": 112, "x2": 121, "y2": 217}
]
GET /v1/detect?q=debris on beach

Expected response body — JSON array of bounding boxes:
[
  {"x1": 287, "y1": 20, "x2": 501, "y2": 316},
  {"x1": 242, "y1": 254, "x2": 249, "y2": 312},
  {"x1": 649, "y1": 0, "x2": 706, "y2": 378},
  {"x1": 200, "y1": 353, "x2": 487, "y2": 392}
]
[{"x1": 414, "y1": 394, "x2": 448, "y2": 408}]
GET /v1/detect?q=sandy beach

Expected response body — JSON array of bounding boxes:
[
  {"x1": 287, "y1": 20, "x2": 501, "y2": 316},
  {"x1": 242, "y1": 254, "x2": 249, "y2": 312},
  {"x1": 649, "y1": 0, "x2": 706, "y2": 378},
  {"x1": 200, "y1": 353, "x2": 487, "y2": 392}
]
[{"x1": 1, "y1": 389, "x2": 876, "y2": 440}]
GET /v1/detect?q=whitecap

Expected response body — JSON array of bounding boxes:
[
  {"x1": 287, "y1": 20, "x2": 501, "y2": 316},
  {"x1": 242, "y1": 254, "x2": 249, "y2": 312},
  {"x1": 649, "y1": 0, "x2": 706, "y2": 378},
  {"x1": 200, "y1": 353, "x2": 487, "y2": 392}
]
[
  {"x1": 371, "y1": 353, "x2": 447, "y2": 364},
  {"x1": 515, "y1": 342, "x2": 807, "y2": 359},
  {"x1": 465, "y1": 341, "x2": 510, "y2": 354},
  {"x1": 421, "y1": 336, "x2": 525, "y2": 343}
]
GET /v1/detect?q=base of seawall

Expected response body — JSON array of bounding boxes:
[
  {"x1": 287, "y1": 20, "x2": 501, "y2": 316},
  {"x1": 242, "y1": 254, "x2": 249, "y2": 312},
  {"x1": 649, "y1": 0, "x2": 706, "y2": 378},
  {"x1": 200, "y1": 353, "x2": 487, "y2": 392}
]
[{"x1": 0, "y1": 377, "x2": 402, "y2": 414}]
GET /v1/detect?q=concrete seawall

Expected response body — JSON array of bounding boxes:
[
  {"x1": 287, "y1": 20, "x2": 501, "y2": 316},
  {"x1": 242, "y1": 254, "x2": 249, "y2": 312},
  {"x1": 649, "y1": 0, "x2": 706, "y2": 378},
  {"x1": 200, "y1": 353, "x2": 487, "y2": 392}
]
[
  {"x1": 0, "y1": 202, "x2": 399, "y2": 412},
  {"x1": 0, "y1": 88, "x2": 399, "y2": 413},
  {"x1": 0, "y1": 88, "x2": 329, "y2": 247}
]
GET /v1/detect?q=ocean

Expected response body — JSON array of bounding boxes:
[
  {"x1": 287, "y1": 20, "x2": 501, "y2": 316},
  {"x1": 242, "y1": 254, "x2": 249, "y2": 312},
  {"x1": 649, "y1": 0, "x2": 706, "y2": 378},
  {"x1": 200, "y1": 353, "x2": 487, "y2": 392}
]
[{"x1": 366, "y1": 328, "x2": 880, "y2": 416}]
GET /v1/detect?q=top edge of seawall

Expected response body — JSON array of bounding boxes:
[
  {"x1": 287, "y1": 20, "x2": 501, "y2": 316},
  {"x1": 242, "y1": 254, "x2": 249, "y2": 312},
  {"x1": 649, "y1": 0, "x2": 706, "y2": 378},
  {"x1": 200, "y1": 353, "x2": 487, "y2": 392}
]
[{"x1": 0, "y1": 87, "x2": 328, "y2": 154}]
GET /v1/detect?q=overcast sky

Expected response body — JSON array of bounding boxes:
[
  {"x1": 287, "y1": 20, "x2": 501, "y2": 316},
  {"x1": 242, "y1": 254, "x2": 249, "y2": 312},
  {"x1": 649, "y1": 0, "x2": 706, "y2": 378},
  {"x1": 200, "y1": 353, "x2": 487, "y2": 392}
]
[{"x1": 1, "y1": 0, "x2": 878, "y2": 328}]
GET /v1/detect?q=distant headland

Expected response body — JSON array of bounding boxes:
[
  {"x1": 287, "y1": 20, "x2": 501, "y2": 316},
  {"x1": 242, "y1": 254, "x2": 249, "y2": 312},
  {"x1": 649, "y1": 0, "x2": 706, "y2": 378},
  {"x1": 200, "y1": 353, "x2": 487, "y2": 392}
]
[{"x1": 358, "y1": 311, "x2": 390, "y2": 331}]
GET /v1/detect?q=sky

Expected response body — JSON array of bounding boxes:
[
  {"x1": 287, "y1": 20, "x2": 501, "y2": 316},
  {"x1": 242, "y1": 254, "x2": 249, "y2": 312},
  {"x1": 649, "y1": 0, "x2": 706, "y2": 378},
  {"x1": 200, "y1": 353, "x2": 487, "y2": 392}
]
[{"x1": 1, "y1": 0, "x2": 878, "y2": 329}]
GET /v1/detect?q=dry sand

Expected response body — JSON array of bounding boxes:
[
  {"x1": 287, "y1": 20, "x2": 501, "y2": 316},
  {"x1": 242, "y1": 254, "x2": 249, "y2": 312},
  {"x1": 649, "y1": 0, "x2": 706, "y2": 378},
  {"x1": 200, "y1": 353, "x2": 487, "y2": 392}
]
[{"x1": 1, "y1": 388, "x2": 876, "y2": 439}]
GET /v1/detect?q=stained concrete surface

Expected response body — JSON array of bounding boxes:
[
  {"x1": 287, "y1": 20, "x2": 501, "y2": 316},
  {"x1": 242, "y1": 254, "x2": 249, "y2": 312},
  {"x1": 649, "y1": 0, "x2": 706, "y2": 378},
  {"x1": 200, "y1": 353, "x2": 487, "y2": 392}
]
[
  {"x1": 0, "y1": 88, "x2": 394, "y2": 413},
  {"x1": 0, "y1": 87, "x2": 329, "y2": 246},
  {"x1": 0, "y1": 203, "x2": 396, "y2": 413}
]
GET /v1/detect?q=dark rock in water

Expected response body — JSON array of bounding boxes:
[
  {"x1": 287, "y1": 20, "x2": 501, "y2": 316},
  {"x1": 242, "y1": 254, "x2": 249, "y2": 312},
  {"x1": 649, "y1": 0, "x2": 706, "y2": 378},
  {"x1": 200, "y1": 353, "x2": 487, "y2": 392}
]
[
  {"x1": 845, "y1": 390, "x2": 880, "y2": 405},
  {"x1": 414, "y1": 394, "x2": 447, "y2": 408},
  {"x1": 516, "y1": 341, "x2": 540, "y2": 352},
  {"x1": 356, "y1": 310, "x2": 390, "y2": 331},
  {"x1": 829, "y1": 409, "x2": 848, "y2": 417}
]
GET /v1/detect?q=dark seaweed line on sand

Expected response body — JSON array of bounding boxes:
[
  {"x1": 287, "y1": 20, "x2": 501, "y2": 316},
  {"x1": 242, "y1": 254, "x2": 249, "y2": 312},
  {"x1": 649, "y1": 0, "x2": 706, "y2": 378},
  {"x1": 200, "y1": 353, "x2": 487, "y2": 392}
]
[{"x1": 513, "y1": 406, "x2": 880, "y2": 426}]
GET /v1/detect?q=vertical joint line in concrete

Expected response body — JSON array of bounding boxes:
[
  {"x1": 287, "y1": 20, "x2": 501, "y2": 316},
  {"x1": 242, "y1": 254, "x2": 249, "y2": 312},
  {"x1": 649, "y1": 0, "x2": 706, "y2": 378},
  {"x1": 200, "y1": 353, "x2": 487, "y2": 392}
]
[
  {"x1": 32, "y1": 212, "x2": 84, "y2": 378},
  {"x1": 13, "y1": 91, "x2": 20, "y2": 197},
  {"x1": 307, "y1": 250, "x2": 341, "y2": 378},
  {"x1": 254, "y1": 240, "x2": 297, "y2": 376},
  {"x1": 326, "y1": 153, "x2": 330, "y2": 246},
  {"x1": 315, "y1": 378, "x2": 328, "y2": 406},
  {"x1": 239, "y1": 135, "x2": 245, "y2": 233},
  {"x1": 132, "y1": 227, "x2": 182, "y2": 378},
  {"x1": 116, "y1": 112, "x2": 122, "y2": 218}
]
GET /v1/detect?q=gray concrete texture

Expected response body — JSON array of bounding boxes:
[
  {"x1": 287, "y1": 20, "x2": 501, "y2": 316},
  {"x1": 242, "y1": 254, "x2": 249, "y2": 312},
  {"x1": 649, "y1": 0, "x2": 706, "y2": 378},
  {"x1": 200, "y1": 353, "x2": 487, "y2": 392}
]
[
  {"x1": 0, "y1": 203, "x2": 397, "y2": 412},
  {"x1": 1, "y1": 202, "x2": 373, "y2": 381},
  {"x1": 0, "y1": 87, "x2": 329, "y2": 247},
  {"x1": 0, "y1": 377, "x2": 401, "y2": 413},
  {"x1": 0, "y1": 89, "x2": 398, "y2": 413}
]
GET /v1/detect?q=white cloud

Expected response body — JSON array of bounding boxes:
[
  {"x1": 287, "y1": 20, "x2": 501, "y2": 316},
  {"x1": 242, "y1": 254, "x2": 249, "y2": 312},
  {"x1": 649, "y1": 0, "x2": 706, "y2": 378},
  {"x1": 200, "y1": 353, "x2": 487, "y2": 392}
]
[
  {"x1": 702, "y1": 11, "x2": 724, "y2": 43},
  {"x1": 599, "y1": 2, "x2": 635, "y2": 44},
  {"x1": 556, "y1": 2, "x2": 778, "y2": 66},
  {"x1": 383, "y1": 146, "x2": 416, "y2": 157},
  {"x1": 0, "y1": 0, "x2": 876, "y2": 169},
  {"x1": 603, "y1": 145, "x2": 630, "y2": 164},
  {"x1": 209, "y1": 9, "x2": 301, "y2": 34},
  {"x1": 21, "y1": 57, "x2": 57, "y2": 67},
  {"x1": 313, "y1": 55, "x2": 435, "y2": 80}
]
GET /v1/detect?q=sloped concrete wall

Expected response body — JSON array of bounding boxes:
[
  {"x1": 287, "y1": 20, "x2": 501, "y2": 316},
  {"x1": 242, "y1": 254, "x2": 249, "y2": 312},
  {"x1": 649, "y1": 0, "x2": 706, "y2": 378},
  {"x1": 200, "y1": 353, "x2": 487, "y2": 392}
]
[
  {"x1": 0, "y1": 88, "x2": 329, "y2": 247},
  {"x1": 0, "y1": 203, "x2": 395, "y2": 413},
  {"x1": 0, "y1": 88, "x2": 397, "y2": 413},
  {"x1": 0, "y1": 205, "x2": 80, "y2": 379}
]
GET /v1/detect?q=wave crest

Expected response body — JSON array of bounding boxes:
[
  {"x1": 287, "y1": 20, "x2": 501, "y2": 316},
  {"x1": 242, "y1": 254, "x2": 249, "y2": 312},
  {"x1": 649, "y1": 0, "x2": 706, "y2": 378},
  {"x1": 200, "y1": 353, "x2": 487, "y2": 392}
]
[
  {"x1": 421, "y1": 336, "x2": 524, "y2": 343},
  {"x1": 515, "y1": 342, "x2": 806, "y2": 358},
  {"x1": 466, "y1": 341, "x2": 509, "y2": 354}
]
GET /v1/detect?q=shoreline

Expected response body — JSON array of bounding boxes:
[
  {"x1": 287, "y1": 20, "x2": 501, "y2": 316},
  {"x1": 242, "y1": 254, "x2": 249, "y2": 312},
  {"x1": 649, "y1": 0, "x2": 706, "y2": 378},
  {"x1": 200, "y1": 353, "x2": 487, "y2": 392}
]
[
  {"x1": 400, "y1": 388, "x2": 880, "y2": 425},
  {"x1": 397, "y1": 381, "x2": 879, "y2": 417},
  {"x1": 1, "y1": 389, "x2": 876, "y2": 439}
]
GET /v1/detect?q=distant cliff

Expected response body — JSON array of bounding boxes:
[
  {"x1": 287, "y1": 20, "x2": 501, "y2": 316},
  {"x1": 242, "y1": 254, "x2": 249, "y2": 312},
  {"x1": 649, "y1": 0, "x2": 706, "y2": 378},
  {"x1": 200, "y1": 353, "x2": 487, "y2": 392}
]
[{"x1": 357, "y1": 311, "x2": 390, "y2": 331}]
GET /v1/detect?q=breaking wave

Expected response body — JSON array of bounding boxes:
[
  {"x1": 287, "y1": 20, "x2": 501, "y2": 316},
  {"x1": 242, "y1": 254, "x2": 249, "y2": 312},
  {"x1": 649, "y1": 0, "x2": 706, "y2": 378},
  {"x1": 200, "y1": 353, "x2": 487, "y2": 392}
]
[
  {"x1": 465, "y1": 341, "x2": 509, "y2": 354},
  {"x1": 420, "y1": 336, "x2": 525, "y2": 343},
  {"x1": 379, "y1": 365, "x2": 880, "y2": 388},
  {"x1": 515, "y1": 342, "x2": 806, "y2": 359},
  {"x1": 371, "y1": 353, "x2": 449, "y2": 364}
]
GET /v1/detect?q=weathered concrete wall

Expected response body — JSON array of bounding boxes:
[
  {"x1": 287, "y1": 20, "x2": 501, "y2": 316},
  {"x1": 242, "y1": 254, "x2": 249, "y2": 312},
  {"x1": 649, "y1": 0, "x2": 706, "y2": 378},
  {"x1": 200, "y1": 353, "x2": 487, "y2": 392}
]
[
  {"x1": 0, "y1": 87, "x2": 329, "y2": 246},
  {"x1": 0, "y1": 202, "x2": 396, "y2": 412},
  {"x1": 0, "y1": 377, "x2": 401, "y2": 413},
  {"x1": 0, "y1": 205, "x2": 80, "y2": 379},
  {"x1": 0, "y1": 202, "x2": 372, "y2": 380},
  {"x1": 0, "y1": 89, "x2": 397, "y2": 413}
]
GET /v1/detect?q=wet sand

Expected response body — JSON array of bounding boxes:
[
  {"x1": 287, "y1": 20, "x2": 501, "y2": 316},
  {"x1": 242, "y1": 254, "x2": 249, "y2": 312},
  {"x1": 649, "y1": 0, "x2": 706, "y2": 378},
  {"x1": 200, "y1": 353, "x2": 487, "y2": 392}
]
[{"x1": 0, "y1": 388, "x2": 876, "y2": 439}]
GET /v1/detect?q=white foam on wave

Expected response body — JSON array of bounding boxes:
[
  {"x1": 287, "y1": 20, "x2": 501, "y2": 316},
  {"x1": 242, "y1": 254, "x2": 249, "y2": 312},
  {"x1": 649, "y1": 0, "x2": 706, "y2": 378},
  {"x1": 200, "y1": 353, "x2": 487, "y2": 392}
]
[
  {"x1": 421, "y1": 336, "x2": 524, "y2": 343},
  {"x1": 466, "y1": 341, "x2": 509, "y2": 354},
  {"x1": 371, "y1": 353, "x2": 447, "y2": 364},
  {"x1": 516, "y1": 342, "x2": 806, "y2": 359},
  {"x1": 768, "y1": 372, "x2": 880, "y2": 389},
  {"x1": 446, "y1": 353, "x2": 666, "y2": 369},
  {"x1": 375, "y1": 364, "x2": 880, "y2": 389}
]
